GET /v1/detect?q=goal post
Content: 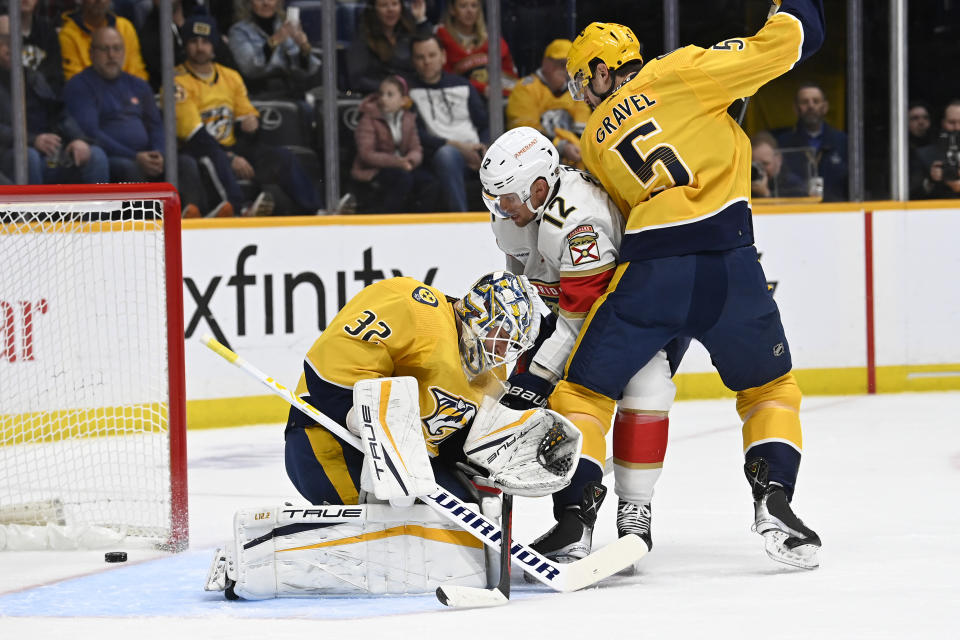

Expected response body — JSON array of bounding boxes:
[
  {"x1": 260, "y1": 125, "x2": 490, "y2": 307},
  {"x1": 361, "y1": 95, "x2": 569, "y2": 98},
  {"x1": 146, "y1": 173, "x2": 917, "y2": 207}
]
[{"x1": 0, "y1": 183, "x2": 188, "y2": 551}]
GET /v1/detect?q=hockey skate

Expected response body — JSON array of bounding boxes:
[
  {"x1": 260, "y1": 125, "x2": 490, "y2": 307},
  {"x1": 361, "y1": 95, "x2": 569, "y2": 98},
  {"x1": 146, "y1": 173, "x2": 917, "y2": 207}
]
[
  {"x1": 616, "y1": 499, "x2": 653, "y2": 552},
  {"x1": 531, "y1": 481, "x2": 607, "y2": 564},
  {"x1": 745, "y1": 458, "x2": 821, "y2": 570},
  {"x1": 204, "y1": 546, "x2": 239, "y2": 600}
]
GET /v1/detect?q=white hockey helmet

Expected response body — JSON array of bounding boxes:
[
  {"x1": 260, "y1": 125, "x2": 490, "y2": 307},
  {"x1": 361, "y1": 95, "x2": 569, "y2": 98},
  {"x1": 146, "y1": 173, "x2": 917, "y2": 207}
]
[
  {"x1": 479, "y1": 127, "x2": 560, "y2": 220},
  {"x1": 454, "y1": 271, "x2": 538, "y2": 378}
]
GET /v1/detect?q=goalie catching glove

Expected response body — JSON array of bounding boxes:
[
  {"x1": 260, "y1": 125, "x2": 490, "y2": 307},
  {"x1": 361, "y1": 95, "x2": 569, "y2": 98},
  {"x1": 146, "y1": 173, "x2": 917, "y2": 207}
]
[{"x1": 463, "y1": 401, "x2": 581, "y2": 497}]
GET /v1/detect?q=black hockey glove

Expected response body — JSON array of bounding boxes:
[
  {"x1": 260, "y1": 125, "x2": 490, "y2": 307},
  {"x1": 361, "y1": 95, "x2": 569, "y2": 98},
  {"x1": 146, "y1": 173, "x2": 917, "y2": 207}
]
[{"x1": 500, "y1": 372, "x2": 554, "y2": 410}]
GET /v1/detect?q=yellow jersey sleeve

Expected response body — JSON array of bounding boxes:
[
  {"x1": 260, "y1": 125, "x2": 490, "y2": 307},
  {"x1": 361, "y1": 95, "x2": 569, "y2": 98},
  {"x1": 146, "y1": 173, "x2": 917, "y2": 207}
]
[
  {"x1": 116, "y1": 17, "x2": 148, "y2": 82},
  {"x1": 173, "y1": 68, "x2": 203, "y2": 140},
  {"x1": 222, "y1": 67, "x2": 259, "y2": 120},
  {"x1": 656, "y1": 13, "x2": 805, "y2": 113}
]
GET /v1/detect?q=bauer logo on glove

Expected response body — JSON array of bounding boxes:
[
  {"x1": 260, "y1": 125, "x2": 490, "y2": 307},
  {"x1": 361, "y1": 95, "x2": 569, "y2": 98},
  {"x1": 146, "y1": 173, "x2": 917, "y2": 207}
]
[{"x1": 463, "y1": 402, "x2": 582, "y2": 497}]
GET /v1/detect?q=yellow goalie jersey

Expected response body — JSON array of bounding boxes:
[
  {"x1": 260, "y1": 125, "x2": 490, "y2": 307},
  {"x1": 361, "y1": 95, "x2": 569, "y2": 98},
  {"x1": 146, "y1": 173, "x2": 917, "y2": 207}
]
[
  {"x1": 580, "y1": 8, "x2": 822, "y2": 262},
  {"x1": 294, "y1": 277, "x2": 504, "y2": 456}
]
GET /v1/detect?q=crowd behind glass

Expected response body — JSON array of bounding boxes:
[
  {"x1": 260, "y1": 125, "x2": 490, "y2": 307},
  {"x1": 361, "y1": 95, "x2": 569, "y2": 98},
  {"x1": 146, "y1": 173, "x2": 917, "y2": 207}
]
[{"x1": 1, "y1": 0, "x2": 957, "y2": 214}]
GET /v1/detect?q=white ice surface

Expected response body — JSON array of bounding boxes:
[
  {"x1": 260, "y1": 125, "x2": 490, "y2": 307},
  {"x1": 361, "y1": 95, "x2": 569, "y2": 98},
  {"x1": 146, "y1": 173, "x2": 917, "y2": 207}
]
[{"x1": 2, "y1": 393, "x2": 959, "y2": 639}]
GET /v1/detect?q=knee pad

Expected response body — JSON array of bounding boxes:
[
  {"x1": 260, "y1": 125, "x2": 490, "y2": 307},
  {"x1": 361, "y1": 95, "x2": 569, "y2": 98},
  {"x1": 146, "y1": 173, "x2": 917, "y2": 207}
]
[
  {"x1": 620, "y1": 349, "x2": 676, "y2": 413},
  {"x1": 737, "y1": 372, "x2": 802, "y2": 453},
  {"x1": 549, "y1": 380, "x2": 615, "y2": 467}
]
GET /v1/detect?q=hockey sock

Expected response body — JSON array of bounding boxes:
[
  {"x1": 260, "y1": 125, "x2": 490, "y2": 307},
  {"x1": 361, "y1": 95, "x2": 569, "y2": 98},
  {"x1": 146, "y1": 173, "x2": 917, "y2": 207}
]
[{"x1": 612, "y1": 411, "x2": 668, "y2": 503}]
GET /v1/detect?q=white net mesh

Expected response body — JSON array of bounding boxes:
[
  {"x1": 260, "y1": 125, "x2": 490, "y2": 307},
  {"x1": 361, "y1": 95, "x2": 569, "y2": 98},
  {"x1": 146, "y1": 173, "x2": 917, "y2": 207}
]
[{"x1": 0, "y1": 198, "x2": 175, "y2": 545}]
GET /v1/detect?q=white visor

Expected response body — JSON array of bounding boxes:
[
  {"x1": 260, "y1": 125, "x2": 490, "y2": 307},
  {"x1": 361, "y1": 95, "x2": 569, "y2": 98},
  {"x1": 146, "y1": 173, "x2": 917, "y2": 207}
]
[
  {"x1": 481, "y1": 188, "x2": 516, "y2": 219},
  {"x1": 567, "y1": 70, "x2": 587, "y2": 101}
]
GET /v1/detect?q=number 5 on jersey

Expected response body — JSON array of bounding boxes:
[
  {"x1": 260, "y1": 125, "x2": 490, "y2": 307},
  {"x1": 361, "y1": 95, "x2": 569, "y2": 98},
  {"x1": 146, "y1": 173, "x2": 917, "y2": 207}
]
[{"x1": 612, "y1": 118, "x2": 691, "y2": 193}]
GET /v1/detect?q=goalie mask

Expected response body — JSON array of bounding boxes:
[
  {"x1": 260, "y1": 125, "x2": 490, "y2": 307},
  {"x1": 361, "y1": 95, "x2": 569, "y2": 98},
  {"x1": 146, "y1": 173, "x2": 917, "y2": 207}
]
[
  {"x1": 455, "y1": 271, "x2": 537, "y2": 378},
  {"x1": 566, "y1": 22, "x2": 643, "y2": 101},
  {"x1": 479, "y1": 127, "x2": 560, "y2": 221}
]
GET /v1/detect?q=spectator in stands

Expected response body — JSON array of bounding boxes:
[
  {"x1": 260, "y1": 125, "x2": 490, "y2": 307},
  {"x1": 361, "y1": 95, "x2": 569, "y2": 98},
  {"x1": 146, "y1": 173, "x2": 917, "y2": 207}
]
[
  {"x1": 0, "y1": 14, "x2": 108, "y2": 185},
  {"x1": 351, "y1": 75, "x2": 438, "y2": 213},
  {"x1": 63, "y1": 26, "x2": 211, "y2": 216},
  {"x1": 174, "y1": 16, "x2": 322, "y2": 215},
  {"x1": 140, "y1": 0, "x2": 237, "y2": 93},
  {"x1": 913, "y1": 99, "x2": 960, "y2": 199},
  {"x1": 776, "y1": 82, "x2": 848, "y2": 201},
  {"x1": 506, "y1": 38, "x2": 589, "y2": 167},
  {"x1": 227, "y1": 0, "x2": 320, "y2": 99},
  {"x1": 59, "y1": 0, "x2": 147, "y2": 82},
  {"x1": 346, "y1": 0, "x2": 432, "y2": 94},
  {"x1": 908, "y1": 101, "x2": 935, "y2": 199},
  {"x1": 909, "y1": 101, "x2": 935, "y2": 149},
  {"x1": 435, "y1": 0, "x2": 517, "y2": 99},
  {"x1": 409, "y1": 33, "x2": 487, "y2": 212},
  {"x1": 750, "y1": 131, "x2": 809, "y2": 199},
  {"x1": 11, "y1": 0, "x2": 65, "y2": 92}
]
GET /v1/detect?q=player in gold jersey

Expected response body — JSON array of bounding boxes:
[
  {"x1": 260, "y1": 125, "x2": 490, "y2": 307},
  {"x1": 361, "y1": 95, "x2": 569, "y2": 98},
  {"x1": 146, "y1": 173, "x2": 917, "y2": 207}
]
[
  {"x1": 542, "y1": 1, "x2": 825, "y2": 569},
  {"x1": 284, "y1": 272, "x2": 540, "y2": 505}
]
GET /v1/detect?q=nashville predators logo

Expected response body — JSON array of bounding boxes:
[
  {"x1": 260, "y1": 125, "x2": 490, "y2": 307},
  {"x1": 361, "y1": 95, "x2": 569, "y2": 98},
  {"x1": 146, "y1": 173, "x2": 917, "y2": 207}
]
[
  {"x1": 423, "y1": 387, "x2": 478, "y2": 445},
  {"x1": 201, "y1": 106, "x2": 235, "y2": 142},
  {"x1": 412, "y1": 286, "x2": 438, "y2": 307}
]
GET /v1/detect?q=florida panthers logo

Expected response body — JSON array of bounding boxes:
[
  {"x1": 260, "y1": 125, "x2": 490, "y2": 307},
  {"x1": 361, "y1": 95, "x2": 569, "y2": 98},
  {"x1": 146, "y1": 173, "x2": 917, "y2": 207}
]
[{"x1": 423, "y1": 387, "x2": 478, "y2": 446}]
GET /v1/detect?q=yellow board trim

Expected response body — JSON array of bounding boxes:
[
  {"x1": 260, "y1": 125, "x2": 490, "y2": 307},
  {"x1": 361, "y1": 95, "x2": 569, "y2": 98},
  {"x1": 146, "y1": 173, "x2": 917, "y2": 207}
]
[
  {"x1": 0, "y1": 220, "x2": 163, "y2": 234},
  {"x1": 1, "y1": 403, "x2": 168, "y2": 445},
  {"x1": 183, "y1": 364, "x2": 960, "y2": 430},
  {"x1": 280, "y1": 524, "x2": 483, "y2": 551},
  {"x1": 304, "y1": 426, "x2": 359, "y2": 505},
  {"x1": 176, "y1": 199, "x2": 960, "y2": 230}
]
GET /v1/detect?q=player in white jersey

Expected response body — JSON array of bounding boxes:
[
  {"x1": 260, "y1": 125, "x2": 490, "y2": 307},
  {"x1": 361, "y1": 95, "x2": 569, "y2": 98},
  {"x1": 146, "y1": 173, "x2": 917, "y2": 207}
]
[{"x1": 480, "y1": 127, "x2": 686, "y2": 559}]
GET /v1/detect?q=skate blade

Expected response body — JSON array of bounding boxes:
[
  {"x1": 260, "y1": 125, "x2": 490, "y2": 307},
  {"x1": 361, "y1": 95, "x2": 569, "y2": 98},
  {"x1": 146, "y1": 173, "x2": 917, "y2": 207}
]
[
  {"x1": 204, "y1": 547, "x2": 228, "y2": 591},
  {"x1": 762, "y1": 531, "x2": 820, "y2": 570}
]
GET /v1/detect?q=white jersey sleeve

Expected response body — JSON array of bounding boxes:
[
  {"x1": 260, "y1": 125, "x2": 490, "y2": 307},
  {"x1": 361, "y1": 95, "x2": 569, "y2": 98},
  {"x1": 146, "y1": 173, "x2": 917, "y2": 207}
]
[{"x1": 530, "y1": 167, "x2": 625, "y2": 380}]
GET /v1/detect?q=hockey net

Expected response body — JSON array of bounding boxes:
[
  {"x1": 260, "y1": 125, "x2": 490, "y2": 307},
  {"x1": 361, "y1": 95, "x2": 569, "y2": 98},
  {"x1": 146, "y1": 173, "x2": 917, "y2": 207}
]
[{"x1": 0, "y1": 184, "x2": 187, "y2": 551}]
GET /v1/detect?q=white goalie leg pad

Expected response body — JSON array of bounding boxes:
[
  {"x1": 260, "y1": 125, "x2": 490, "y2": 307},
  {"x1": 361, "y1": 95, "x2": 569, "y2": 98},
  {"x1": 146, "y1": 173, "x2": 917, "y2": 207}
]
[
  {"x1": 228, "y1": 503, "x2": 487, "y2": 599},
  {"x1": 354, "y1": 376, "x2": 436, "y2": 502},
  {"x1": 464, "y1": 403, "x2": 582, "y2": 497}
]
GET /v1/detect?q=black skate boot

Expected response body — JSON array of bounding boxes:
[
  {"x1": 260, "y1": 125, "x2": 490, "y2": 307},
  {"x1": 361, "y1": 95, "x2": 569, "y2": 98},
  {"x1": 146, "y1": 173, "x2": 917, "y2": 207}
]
[
  {"x1": 531, "y1": 481, "x2": 607, "y2": 563},
  {"x1": 745, "y1": 458, "x2": 821, "y2": 569},
  {"x1": 616, "y1": 499, "x2": 653, "y2": 551}
]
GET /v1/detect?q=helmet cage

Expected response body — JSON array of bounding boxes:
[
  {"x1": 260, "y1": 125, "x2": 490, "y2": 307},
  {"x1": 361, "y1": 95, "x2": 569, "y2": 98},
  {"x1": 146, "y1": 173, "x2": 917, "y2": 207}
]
[{"x1": 456, "y1": 272, "x2": 537, "y2": 377}]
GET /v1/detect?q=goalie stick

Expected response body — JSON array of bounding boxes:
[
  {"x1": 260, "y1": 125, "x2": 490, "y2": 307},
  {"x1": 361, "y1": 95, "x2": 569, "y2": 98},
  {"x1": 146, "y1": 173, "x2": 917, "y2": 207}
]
[{"x1": 201, "y1": 334, "x2": 647, "y2": 601}]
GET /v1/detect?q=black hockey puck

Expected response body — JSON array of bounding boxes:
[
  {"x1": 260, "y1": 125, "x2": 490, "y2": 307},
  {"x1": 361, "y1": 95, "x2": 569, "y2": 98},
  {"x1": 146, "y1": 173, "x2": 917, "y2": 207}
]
[{"x1": 105, "y1": 551, "x2": 128, "y2": 563}]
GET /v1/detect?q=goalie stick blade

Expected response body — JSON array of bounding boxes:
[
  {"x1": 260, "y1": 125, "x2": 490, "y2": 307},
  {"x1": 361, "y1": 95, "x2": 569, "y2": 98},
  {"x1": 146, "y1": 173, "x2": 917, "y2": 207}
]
[
  {"x1": 558, "y1": 533, "x2": 649, "y2": 592},
  {"x1": 436, "y1": 585, "x2": 509, "y2": 609}
]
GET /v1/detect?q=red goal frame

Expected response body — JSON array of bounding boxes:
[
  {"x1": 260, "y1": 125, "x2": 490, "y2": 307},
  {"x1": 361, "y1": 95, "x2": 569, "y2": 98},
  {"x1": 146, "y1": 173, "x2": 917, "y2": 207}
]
[{"x1": 0, "y1": 183, "x2": 188, "y2": 550}]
